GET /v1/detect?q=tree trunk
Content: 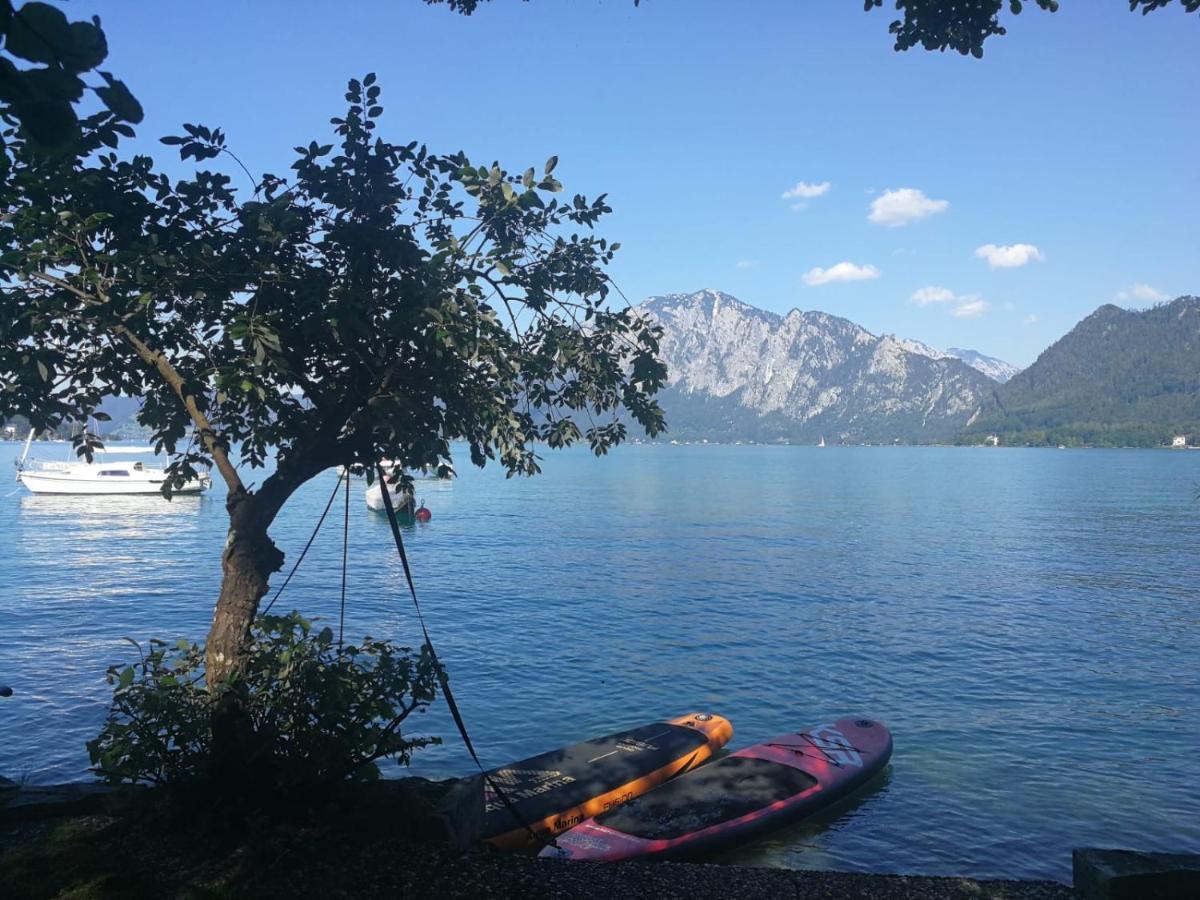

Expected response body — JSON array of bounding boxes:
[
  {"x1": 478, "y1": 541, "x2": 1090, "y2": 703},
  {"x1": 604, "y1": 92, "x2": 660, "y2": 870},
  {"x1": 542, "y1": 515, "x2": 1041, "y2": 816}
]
[
  {"x1": 204, "y1": 492, "x2": 286, "y2": 792},
  {"x1": 206, "y1": 493, "x2": 285, "y2": 687}
]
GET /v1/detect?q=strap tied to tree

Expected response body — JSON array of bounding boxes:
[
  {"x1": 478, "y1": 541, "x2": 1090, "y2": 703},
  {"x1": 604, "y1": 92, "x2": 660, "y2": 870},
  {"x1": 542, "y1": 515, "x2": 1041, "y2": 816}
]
[{"x1": 374, "y1": 463, "x2": 555, "y2": 850}]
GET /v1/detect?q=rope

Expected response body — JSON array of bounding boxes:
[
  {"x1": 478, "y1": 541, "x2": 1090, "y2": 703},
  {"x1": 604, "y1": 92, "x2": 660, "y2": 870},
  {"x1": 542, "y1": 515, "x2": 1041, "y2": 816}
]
[
  {"x1": 374, "y1": 462, "x2": 555, "y2": 850},
  {"x1": 253, "y1": 462, "x2": 550, "y2": 848},
  {"x1": 261, "y1": 469, "x2": 345, "y2": 616},
  {"x1": 338, "y1": 469, "x2": 350, "y2": 649}
]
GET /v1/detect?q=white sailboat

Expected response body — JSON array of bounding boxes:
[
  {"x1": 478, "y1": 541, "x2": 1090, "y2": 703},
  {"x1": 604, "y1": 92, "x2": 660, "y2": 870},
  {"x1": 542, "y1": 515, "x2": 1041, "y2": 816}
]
[
  {"x1": 818, "y1": 435, "x2": 826, "y2": 448},
  {"x1": 14, "y1": 431, "x2": 211, "y2": 496}
]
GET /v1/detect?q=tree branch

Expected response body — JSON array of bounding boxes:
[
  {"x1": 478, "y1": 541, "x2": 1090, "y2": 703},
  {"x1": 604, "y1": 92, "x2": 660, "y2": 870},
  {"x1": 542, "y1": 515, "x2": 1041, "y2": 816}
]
[
  {"x1": 18, "y1": 268, "x2": 245, "y2": 494},
  {"x1": 111, "y1": 323, "x2": 244, "y2": 494}
]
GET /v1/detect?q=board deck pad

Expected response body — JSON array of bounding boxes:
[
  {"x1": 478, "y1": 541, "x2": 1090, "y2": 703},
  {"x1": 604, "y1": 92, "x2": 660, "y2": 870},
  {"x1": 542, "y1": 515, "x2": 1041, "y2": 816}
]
[
  {"x1": 598, "y1": 756, "x2": 818, "y2": 840},
  {"x1": 478, "y1": 712, "x2": 733, "y2": 851},
  {"x1": 542, "y1": 716, "x2": 892, "y2": 862}
]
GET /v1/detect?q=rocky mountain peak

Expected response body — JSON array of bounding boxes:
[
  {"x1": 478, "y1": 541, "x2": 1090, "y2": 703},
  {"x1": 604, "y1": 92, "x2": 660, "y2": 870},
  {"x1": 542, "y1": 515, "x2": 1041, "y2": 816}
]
[{"x1": 638, "y1": 290, "x2": 997, "y2": 443}]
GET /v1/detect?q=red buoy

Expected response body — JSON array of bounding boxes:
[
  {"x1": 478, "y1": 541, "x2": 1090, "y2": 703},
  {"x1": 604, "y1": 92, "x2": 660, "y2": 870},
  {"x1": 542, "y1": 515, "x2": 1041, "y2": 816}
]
[{"x1": 415, "y1": 503, "x2": 432, "y2": 522}]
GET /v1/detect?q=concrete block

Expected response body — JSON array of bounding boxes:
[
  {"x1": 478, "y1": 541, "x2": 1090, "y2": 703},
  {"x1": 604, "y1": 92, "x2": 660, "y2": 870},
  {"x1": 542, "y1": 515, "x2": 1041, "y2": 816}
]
[{"x1": 1074, "y1": 847, "x2": 1200, "y2": 900}]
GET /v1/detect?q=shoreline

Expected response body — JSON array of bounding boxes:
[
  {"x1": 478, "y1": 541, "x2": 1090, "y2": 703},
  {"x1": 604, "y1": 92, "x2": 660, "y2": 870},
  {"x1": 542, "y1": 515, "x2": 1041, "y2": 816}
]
[{"x1": 0, "y1": 780, "x2": 1079, "y2": 899}]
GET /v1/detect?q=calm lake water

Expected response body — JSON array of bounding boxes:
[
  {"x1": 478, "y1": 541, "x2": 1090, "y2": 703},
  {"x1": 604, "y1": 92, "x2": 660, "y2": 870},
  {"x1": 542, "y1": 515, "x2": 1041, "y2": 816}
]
[{"x1": 1, "y1": 441, "x2": 1197, "y2": 881}]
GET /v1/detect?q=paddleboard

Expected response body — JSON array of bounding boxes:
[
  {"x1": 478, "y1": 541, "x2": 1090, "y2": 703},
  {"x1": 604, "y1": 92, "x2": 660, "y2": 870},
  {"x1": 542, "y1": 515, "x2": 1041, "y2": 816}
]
[
  {"x1": 480, "y1": 712, "x2": 733, "y2": 852},
  {"x1": 540, "y1": 716, "x2": 891, "y2": 861}
]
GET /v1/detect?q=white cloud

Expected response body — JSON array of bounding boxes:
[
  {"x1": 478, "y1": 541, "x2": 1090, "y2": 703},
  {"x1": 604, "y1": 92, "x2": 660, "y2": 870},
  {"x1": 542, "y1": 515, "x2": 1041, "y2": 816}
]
[
  {"x1": 951, "y1": 297, "x2": 990, "y2": 318},
  {"x1": 735, "y1": 260, "x2": 760, "y2": 270},
  {"x1": 911, "y1": 286, "x2": 989, "y2": 319},
  {"x1": 974, "y1": 243, "x2": 1044, "y2": 268},
  {"x1": 910, "y1": 286, "x2": 956, "y2": 306},
  {"x1": 803, "y1": 261, "x2": 880, "y2": 286},
  {"x1": 868, "y1": 188, "x2": 949, "y2": 227},
  {"x1": 1115, "y1": 282, "x2": 1167, "y2": 304},
  {"x1": 1023, "y1": 314, "x2": 1039, "y2": 325},
  {"x1": 782, "y1": 180, "x2": 830, "y2": 200}
]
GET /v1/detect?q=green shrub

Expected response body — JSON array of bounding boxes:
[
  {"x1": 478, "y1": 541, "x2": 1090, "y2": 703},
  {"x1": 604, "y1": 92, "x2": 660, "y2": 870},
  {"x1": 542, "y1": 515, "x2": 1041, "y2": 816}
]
[{"x1": 87, "y1": 612, "x2": 442, "y2": 790}]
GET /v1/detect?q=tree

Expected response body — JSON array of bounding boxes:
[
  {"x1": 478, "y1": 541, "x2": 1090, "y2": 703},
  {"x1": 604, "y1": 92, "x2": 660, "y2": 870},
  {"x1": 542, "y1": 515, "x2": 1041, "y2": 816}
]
[
  {"x1": 426, "y1": 0, "x2": 1200, "y2": 57},
  {"x1": 0, "y1": 73, "x2": 666, "y2": 720},
  {"x1": 865, "y1": 0, "x2": 1198, "y2": 57},
  {"x1": 0, "y1": 1, "x2": 142, "y2": 150}
]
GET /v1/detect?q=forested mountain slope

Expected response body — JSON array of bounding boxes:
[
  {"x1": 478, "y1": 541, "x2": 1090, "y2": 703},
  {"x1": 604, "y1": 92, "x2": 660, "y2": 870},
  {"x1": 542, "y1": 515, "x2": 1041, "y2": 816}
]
[{"x1": 964, "y1": 296, "x2": 1200, "y2": 446}]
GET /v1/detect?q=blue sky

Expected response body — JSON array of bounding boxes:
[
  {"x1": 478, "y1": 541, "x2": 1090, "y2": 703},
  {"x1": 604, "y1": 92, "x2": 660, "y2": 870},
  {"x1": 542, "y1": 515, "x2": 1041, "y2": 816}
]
[{"x1": 75, "y1": 0, "x2": 1198, "y2": 367}]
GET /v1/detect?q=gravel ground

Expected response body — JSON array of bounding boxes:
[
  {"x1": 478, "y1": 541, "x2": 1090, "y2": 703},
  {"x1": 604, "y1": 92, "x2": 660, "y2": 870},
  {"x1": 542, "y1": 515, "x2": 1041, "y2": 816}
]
[
  {"x1": 1, "y1": 782, "x2": 1076, "y2": 899},
  {"x1": 244, "y1": 848, "x2": 1077, "y2": 900}
]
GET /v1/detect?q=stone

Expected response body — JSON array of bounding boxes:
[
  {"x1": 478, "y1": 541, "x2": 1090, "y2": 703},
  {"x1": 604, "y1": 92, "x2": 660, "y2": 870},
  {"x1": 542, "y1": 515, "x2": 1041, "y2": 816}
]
[
  {"x1": 437, "y1": 775, "x2": 484, "y2": 850},
  {"x1": 1074, "y1": 847, "x2": 1200, "y2": 900}
]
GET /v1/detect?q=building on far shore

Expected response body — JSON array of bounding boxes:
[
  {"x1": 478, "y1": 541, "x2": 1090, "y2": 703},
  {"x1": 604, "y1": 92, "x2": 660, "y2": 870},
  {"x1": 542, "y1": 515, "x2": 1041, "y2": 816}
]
[
  {"x1": 3, "y1": 425, "x2": 15, "y2": 440},
  {"x1": 1170, "y1": 434, "x2": 1188, "y2": 448},
  {"x1": 985, "y1": 434, "x2": 1000, "y2": 447}
]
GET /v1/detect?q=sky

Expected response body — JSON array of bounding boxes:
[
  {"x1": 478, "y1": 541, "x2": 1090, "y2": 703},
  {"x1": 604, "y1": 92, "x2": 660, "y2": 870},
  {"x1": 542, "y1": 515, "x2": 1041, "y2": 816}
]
[{"x1": 72, "y1": 0, "x2": 1199, "y2": 368}]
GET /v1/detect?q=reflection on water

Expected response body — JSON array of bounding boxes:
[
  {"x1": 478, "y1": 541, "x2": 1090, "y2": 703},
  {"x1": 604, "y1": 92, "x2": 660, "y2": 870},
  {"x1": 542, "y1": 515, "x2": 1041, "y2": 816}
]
[
  {"x1": 0, "y1": 442, "x2": 1198, "y2": 882},
  {"x1": 16, "y1": 494, "x2": 210, "y2": 574},
  {"x1": 20, "y1": 493, "x2": 207, "y2": 525}
]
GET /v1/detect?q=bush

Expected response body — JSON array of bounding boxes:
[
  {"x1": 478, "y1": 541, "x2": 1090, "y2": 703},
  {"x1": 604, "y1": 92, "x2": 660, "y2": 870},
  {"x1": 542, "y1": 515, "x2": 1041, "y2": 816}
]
[{"x1": 87, "y1": 612, "x2": 442, "y2": 790}]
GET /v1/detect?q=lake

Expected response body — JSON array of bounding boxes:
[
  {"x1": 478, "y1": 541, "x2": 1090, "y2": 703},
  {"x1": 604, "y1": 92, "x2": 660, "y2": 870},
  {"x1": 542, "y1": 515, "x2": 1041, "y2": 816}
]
[{"x1": 1, "y1": 441, "x2": 1197, "y2": 882}]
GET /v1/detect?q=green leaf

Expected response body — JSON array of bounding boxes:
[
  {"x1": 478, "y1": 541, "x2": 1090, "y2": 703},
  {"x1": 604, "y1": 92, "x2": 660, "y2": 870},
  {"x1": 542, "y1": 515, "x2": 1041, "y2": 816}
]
[
  {"x1": 23, "y1": 67, "x2": 84, "y2": 102},
  {"x1": 544, "y1": 155, "x2": 558, "y2": 175},
  {"x1": 12, "y1": 97, "x2": 78, "y2": 148},
  {"x1": 5, "y1": 3, "x2": 73, "y2": 66},
  {"x1": 95, "y1": 75, "x2": 144, "y2": 124},
  {"x1": 63, "y1": 21, "x2": 109, "y2": 72}
]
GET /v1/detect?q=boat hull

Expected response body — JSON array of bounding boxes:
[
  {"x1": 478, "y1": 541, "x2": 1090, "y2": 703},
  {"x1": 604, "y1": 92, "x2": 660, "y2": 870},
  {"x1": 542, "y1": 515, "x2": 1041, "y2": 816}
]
[
  {"x1": 364, "y1": 482, "x2": 414, "y2": 512},
  {"x1": 18, "y1": 472, "x2": 209, "y2": 495}
]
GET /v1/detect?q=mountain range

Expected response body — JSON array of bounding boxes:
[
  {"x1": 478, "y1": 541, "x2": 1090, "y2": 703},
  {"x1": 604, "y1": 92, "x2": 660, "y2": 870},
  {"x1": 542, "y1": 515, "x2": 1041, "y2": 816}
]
[
  {"x1": 640, "y1": 290, "x2": 1004, "y2": 443},
  {"x1": 639, "y1": 289, "x2": 1197, "y2": 447}
]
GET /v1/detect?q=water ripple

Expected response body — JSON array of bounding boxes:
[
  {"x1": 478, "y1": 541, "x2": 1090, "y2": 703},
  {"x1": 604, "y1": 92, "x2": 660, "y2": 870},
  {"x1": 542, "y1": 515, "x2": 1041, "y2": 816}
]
[{"x1": 1, "y1": 444, "x2": 1198, "y2": 881}]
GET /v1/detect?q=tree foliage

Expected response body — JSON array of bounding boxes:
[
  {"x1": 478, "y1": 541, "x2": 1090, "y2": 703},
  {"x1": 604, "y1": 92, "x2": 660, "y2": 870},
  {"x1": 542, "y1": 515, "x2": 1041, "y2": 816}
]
[
  {"x1": 0, "y1": 0, "x2": 142, "y2": 150},
  {"x1": 866, "y1": 1, "x2": 1199, "y2": 57},
  {"x1": 88, "y1": 613, "x2": 443, "y2": 790},
  {"x1": 1, "y1": 74, "x2": 667, "y2": 490},
  {"x1": 427, "y1": 0, "x2": 1200, "y2": 58}
]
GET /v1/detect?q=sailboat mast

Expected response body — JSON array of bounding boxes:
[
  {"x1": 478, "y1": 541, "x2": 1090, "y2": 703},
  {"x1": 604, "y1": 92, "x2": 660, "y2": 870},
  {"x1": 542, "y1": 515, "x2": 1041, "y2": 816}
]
[{"x1": 16, "y1": 426, "x2": 35, "y2": 478}]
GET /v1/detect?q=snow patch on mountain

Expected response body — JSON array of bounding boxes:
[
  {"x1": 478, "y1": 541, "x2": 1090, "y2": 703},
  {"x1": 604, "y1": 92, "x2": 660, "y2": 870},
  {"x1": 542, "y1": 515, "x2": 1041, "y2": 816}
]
[
  {"x1": 889, "y1": 336, "x2": 1019, "y2": 383},
  {"x1": 945, "y1": 347, "x2": 1021, "y2": 383}
]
